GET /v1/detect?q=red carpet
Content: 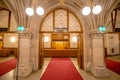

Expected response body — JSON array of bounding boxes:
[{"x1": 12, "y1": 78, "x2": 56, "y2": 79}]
[
  {"x1": 0, "y1": 58, "x2": 17, "y2": 76},
  {"x1": 105, "y1": 58, "x2": 120, "y2": 75},
  {"x1": 40, "y1": 58, "x2": 83, "y2": 80}
]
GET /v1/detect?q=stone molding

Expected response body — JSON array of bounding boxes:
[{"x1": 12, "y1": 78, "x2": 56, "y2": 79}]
[
  {"x1": 14, "y1": 63, "x2": 32, "y2": 77},
  {"x1": 19, "y1": 33, "x2": 31, "y2": 39},
  {"x1": 90, "y1": 33, "x2": 104, "y2": 39},
  {"x1": 91, "y1": 65, "x2": 109, "y2": 77}
]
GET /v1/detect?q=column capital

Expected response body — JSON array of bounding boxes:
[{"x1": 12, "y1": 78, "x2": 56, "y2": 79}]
[
  {"x1": 90, "y1": 33, "x2": 104, "y2": 39},
  {"x1": 19, "y1": 32, "x2": 32, "y2": 39}
]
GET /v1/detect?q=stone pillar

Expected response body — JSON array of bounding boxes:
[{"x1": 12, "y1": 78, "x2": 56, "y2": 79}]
[
  {"x1": 14, "y1": 32, "x2": 32, "y2": 77},
  {"x1": 91, "y1": 33, "x2": 109, "y2": 77}
]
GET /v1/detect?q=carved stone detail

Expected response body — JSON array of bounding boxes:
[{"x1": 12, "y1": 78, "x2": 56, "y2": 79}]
[
  {"x1": 90, "y1": 33, "x2": 104, "y2": 39},
  {"x1": 91, "y1": 65, "x2": 109, "y2": 77},
  {"x1": 19, "y1": 33, "x2": 31, "y2": 39},
  {"x1": 14, "y1": 63, "x2": 32, "y2": 77}
]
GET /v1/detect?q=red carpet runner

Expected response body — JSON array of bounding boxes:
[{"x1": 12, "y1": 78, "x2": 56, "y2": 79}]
[
  {"x1": 0, "y1": 58, "x2": 17, "y2": 76},
  {"x1": 40, "y1": 58, "x2": 83, "y2": 80},
  {"x1": 105, "y1": 58, "x2": 120, "y2": 75}
]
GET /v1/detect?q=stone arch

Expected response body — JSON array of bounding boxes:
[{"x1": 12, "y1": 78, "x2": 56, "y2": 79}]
[
  {"x1": 39, "y1": 8, "x2": 84, "y2": 69},
  {"x1": 40, "y1": 8, "x2": 83, "y2": 32}
]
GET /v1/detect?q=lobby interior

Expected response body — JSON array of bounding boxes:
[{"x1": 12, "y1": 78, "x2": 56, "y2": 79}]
[{"x1": 0, "y1": 0, "x2": 120, "y2": 80}]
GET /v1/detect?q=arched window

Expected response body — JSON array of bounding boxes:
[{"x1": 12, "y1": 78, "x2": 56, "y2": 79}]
[{"x1": 41, "y1": 9, "x2": 82, "y2": 32}]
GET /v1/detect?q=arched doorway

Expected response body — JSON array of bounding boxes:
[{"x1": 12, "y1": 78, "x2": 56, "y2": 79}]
[{"x1": 39, "y1": 8, "x2": 83, "y2": 69}]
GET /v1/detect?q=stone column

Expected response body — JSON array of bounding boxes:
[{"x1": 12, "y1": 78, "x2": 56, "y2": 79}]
[
  {"x1": 14, "y1": 32, "x2": 32, "y2": 77},
  {"x1": 91, "y1": 33, "x2": 109, "y2": 77}
]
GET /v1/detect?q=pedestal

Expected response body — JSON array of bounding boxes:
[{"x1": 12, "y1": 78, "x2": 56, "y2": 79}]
[{"x1": 91, "y1": 65, "x2": 109, "y2": 77}]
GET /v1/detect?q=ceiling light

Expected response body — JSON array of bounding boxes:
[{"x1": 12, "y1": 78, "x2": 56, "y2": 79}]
[
  {"x1": 82, "y1": 0, "x2": 102, "y2": 16},
  {"x1": 25, "y1": 7, "x2": 34, "y2": 16},
  {"x1": 25, "y1": 0, "x2": 44, "y2": 16},
  {"x1": 36, "y1": 7, "x2": 44, "y2": 15},
  {"x1": 82, "y1": 6, "x2": 91, "y2": 16},
  {"x1": 92, "y1": 5, "x2": 102, "y2": 14}
]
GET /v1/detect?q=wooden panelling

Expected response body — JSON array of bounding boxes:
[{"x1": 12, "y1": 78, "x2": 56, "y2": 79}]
[
  {"x1": 52, "y1": 41, "x2": 69, "y2": 49},
  {"x1": 10, "y1": 49, "x2": 18, "y2": 57},
  {"x1": 0, "y1": 49, "x2": 10, "y2": 57},
  {"x1": 52, "y1": 33, "x2": 69, "y2": 41},
  {"x1": 43, "y1": 49, "x2": 78, "y2": 57}
]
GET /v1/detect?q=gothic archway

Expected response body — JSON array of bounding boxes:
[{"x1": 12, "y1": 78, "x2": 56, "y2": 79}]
[{"x1": 39, "y1": 8, "x2": 84, "y2": 69}]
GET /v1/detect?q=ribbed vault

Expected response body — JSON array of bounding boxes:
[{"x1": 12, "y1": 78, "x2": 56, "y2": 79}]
[{"x1": 0, "y1": 0, "x2": 119, "y2": 32}]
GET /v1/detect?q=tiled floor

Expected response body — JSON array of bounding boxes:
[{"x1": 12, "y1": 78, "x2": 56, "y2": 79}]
[{"x1": 0, "y1": 57, "x2": 120, "y2": 80}]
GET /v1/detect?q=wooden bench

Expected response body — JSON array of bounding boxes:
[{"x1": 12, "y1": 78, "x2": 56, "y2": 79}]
[{"x1": 0, "y1": 49, "x2": 10, "y2": 57}]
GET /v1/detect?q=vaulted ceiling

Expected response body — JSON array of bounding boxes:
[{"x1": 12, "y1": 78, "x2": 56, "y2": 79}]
[
  {"x1": 0, "y1": 0, "x2": 8, "y2": 9},
  {"x1": 115, "y1": 1, "x2": 120, "y2": 10},
  {"x1": 0, "y1": 0, "x2": 120, "y2": 32},
  {"x1": 0, "y1": 0, "x2": 120, "y2": 10}
]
